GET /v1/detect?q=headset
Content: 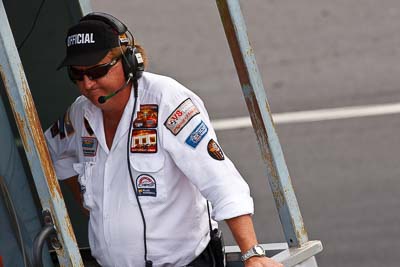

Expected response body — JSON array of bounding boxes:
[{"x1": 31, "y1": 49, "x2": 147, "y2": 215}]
[
  {"x1": 79, "y1": 12, "x2": 152, "y2": 267},
  {"x1": 80, "y1": 12, "x2": 144, "y2": 81}
]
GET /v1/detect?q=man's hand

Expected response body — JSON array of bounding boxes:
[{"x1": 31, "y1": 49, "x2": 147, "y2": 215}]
[
  {"x1": 224, "y1": 215, "x2": 284, "y2": 267},
  {"x1": 63, "y1": 175, "x2": 89, "y2": 216},
  {"x1": 244, "y1": 256, "x2": 283, "y2": 267}
]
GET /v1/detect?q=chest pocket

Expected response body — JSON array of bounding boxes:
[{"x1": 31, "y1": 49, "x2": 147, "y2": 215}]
[
  {"x1": 128, "y1": 152, "x2": 166, "y2": 204},
  {"x1": 73, "y1": 162, "x2": 96, "y2": 210}
]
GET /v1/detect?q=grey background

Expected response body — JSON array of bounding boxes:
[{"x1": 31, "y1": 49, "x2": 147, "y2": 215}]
[{"x1": 89, "y1": 1, "x2": 400, "y2": 267}]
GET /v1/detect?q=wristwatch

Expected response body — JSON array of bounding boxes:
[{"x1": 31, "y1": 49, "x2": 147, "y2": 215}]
[{"x1": 241, "y1": 244, "x2": 266, "y2": 261}]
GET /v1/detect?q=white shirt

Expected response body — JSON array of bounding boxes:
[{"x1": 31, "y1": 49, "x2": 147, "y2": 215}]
[{"x1": 45, "y1": 72, "x2": 254, "y2": 267}]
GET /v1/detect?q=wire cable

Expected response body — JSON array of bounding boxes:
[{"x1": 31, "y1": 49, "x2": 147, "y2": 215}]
[
  {"x1": 17, "y1": 0, "x2": 46, "y2": 51},
  {"x1": 126, "y1": 79, "x2": 152, "y2": 266}
]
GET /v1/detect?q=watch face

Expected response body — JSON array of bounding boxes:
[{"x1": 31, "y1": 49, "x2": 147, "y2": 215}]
[{"x1": 254, "y1": 245, "x2": 264, "y2": 255}]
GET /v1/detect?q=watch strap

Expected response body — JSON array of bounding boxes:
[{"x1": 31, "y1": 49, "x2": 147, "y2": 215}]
[{"x1": 241, "y1": 244, "x2": 266, "y2": 261}]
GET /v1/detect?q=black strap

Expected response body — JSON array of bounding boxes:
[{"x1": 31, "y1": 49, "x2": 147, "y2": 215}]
[{"x1": 206, "y1": 201, "x2": 212, "y2": 233}]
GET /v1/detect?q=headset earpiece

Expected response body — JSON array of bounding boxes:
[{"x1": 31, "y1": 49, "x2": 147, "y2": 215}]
[
  {"x1": 80, "y1": 12, "x2": 143, "y2": 80},
  {"x1": 122, "y1": 46, "x2": 144, "y2": 80}
]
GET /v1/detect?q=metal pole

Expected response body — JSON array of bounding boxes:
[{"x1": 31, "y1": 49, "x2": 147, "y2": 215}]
[
  {"x1": 77, "y1": 0, "x2": 92, "y2": 15},
  {"x1": 216, "y1": 0, "x2": 308, "y2": 248},
  {"x1": 0, "y1": 2, "x2": 83, "y2": 266}
]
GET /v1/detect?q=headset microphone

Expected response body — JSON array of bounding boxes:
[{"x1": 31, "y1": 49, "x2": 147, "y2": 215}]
[{"x1": 98, "y1": 73, "x2": 134, "y2": 104}]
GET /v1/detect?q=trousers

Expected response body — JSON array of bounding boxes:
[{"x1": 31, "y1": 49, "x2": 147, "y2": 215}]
[{"x1": 185, "y1": 241, "x2": 215, "y2": 267}]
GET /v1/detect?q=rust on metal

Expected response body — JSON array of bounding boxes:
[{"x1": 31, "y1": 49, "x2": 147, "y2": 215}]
[
  {"x1": 19, "y1": 66, "x2": 63, "y2": 198},
  {"x1": 272, "y1": 190, "x2": 285, "y2": 209},
  {"x1": 292, "y1": 216, "x2": 308, "y2": 247},
  {"x1": 65, "y1": 213, "x2": 78, "y2": 244},
  {"x1": 265, "y1": 99, "x2": 276, "y2": 131},
  {"x1": 296, "y1": 226, "x2": 308, "y2": 245},
  {"x1": 216, "y1": 0, "x2": 250, "y2": 86},
  {"x1": 14, "y1": 112, "x2": 30, "y2": 153},
  {"x1": 17, "y1": 65, "x2": 80, "y2": 262},
  {"x1": 245, "y1": 93, "x2": 279, "y2": 182}
]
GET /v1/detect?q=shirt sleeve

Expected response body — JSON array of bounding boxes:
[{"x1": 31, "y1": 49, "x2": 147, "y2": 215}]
[
  {"x1": 44, "y1": 104, "x2": 80, "y2": 180},
  {"x1": 159, "y1": 78, "x2": 254, "y2": 221}
]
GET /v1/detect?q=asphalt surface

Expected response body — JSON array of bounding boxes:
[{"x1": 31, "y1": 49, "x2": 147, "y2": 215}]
[{"x1": 91, "y1": 1, "x2": 400, "y2": 266}]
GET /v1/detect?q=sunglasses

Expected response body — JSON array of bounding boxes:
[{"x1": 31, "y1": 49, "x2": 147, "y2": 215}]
[{"x1": 68, "y1": 57, "x2": 120, "y2": 81}]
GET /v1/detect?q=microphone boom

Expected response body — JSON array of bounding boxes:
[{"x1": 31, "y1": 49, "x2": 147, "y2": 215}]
[{"x1": 97, "y1": 73, "x2": 133, "y2": 104}]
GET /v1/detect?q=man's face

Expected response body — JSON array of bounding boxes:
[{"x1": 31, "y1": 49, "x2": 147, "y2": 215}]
[{"x1": 72, "y1": 52, "x2": 127, "y2": 109}]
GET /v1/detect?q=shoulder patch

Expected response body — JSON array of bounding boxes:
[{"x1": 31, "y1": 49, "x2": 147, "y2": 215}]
[
  {"x1": 207, "y1": 139, "x2": 225, "y2": 161},
  {"x1": 185, "y1": 121, "x2": 208, "y2": 148},
  {"x1": 52, "y1": 108, "x2": 75, "y2": 139},
  {"x1": 64, "y1": 108, "x2": 75, "y2": 136},
  {"x1": 164, "y1": 98, "x2": 200, "y2": 135}
]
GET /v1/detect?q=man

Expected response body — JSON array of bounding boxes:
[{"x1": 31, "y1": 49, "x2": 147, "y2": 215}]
[{"x1": 45, "y1": 12, "x2": 283, "y2": 267}]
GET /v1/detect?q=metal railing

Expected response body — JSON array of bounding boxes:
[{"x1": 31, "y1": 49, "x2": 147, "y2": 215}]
[{"x1": 216, "y1": 1, "x2": 323, "y2": 265}]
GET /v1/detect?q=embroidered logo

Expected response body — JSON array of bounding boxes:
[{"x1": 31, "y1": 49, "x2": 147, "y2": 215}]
[
  {"x1": 133, "y1": 104, "x2": 158, "y2": 128},
  {"x1": 131, "y1": 129, "x2": 157, "y2": 153},
  {"x1": 64, "y1": 109, "x2": 75, "y2": 136},
  {"x1": 81, "y1": 137, "x2": 98, "y2": 157},
  {"x1": 185, "y1": 121, "x2": 208, "y2": 148},
  {"x1": 164, "y1": 98, "x2": 200, "y2": 136},
  {"x1": 207, "y1": 139, "x2": 225, "y2": 161},
  {"x1": 136, "y1": 174, "x2": 157, "y2": 197},
  {"x1": 67, "y1": 33, "x2": 95, "y2": 47},
  {"x1": 51, "y1": 108, "x2": 75, "y2": 139}
]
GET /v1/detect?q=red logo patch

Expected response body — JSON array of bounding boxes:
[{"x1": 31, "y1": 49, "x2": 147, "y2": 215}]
[{"x1": 164, "y1": 98, "x2": 200, "y2": 135}]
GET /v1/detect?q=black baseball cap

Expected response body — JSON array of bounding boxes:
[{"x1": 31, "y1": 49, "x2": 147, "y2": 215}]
[{"x1": 57, "y1": 20, "x2": 120, "y2": 69}]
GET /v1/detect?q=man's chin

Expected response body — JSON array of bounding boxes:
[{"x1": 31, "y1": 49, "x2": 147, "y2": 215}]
[{"x1": 84, "y1": 94, "x2": 101, "y2": 104}]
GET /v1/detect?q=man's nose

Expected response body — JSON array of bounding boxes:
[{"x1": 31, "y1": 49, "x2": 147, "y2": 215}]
[{"x1": 80, "y1": 75, "x2": 96, "y2": 89}]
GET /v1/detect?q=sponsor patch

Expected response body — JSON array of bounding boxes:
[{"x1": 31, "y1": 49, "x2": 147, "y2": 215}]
[
  {"x1": 136, "y1": 174, "x2": 157, "y2": 197},
  {"x1": 81, "y1": 137, "x2": 98, "y2": 157},
  {"x1": 185, "y1": 121, "x2": 208, "y2": 148},
  {"x1": 50, "y1": 108, "x2": 75, "y2": 139},
  {"x1": 207, "y1": 139, "x2": 225, "y2": 161},
  {"x1": 64, "y1": 109, "x2": 75, "y2": 136},
  {"x1": 164, "y1": 98, "x2": 200, "y2": 135},
  {"x1": 84, "y1": 118, "x2": 94, "y2": 136},
  {"x1": 133, "y1": 104, "x2": 158, "y2": 128},
  {"x1": 50, "y1": 122, "x2": 60, "y2": 138},
  {"x1": 131, "y1": 129, "x2": 157, "y2": 153}
]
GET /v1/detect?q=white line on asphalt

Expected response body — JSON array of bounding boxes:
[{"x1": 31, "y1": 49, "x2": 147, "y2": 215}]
[{"x1": 211, "y1": 102, "x2": 400, "y2": 130}]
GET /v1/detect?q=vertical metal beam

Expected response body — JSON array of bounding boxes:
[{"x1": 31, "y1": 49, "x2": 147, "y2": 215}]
[
  {"x1": 0, "y1": 2, "x2": 83, "y2": 266},
  {"x1": 216, "y1": 0, "x2": 308, "y2": 247},
  {"x1": 77, "y1": 0, "x2": 92, "y2": 15}
]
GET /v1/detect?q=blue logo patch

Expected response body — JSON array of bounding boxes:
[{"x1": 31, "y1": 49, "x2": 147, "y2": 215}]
[
  {"x1": 136, "y1": 174, "x2": 157, "y2": 197},
  {"x1": 185, "y1": 121, "x2": 208, "y2": 148}
]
